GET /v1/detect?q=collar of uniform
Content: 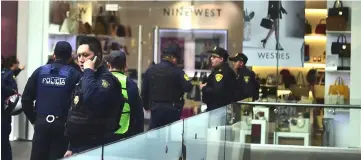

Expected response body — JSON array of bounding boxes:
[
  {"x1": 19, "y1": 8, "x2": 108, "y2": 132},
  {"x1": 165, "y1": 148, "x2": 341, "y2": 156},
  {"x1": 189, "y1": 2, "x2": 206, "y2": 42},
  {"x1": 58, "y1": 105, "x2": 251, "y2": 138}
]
[
  {"x1": 214, "y1": 62, "x2": 228, "y2": 71},
  {"x1": 161, "y1": 60, "x2": 175, "y2": 66},
  {"x1": 93, "y1": 65, "x2": 107, "y2": 75},
  {"x1": 53, "y1": 59, "x2": 68, "y2": 64},
  {"x1": 111, "y1": 70, "x2": 124, "y2": 75}
]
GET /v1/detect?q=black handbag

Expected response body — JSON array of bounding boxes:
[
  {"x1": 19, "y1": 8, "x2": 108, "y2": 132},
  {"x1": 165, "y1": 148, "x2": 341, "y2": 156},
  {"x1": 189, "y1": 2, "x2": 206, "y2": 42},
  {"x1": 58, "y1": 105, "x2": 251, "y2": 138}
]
[
  {"x1": 331, "y1": 34, "x2": 351, "y2": 57},
  {"x1": 305, "y1": 19, "x2": 312, "y2": 34},
  {"x1": 260, "y1": 18, "x2": 273, "y2": 29},
  {"x1": 328, "y1": 0, "x2": 349, "y2": 21},
  {"x1": 187, "y1": 72, "x2": 201, "y2": 101}
]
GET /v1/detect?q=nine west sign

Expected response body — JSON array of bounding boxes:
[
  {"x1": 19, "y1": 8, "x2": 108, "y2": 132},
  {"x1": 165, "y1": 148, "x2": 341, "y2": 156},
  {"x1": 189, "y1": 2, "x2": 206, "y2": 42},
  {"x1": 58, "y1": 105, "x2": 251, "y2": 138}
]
[{"x1": 163, "y1": 7, "x2": 222, "y2": 17}]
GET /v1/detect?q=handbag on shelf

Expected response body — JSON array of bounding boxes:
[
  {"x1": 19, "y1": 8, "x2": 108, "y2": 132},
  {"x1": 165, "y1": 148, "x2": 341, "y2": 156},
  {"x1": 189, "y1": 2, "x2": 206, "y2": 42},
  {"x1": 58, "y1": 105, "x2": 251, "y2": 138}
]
[
  {"x1": 327, "y1": 0, "x2": 349, "y2": 31},
  {"x1": 290, "y1": 72, "x2": 310, "y2": 98},
  {"x1": 304, "y1": 44, "x2": 310, "y2": 62},
  {"x1": 331, "y1": 34, "x2": 351, "y2": 57},
  {"x1": 260, "y1": 18, "x2": 273, "y2": 30},
  {"x1": 305, "y1": 19, "x2": 312, "y2": 34},
  {"x1": 315, "y1": 19, "x2": 326, "y2": 35},
  {"x1": 328, "y1": 92, "x2": 345, "y2": 105},
  {"x1": 314, "y1": 76, "x2": 325, "y2": 99},
  {"x1": 328, "y1": 77, "x2": 349, "y2": 101},
  {"x1": 187, "y1": 72, "x2": 201, "y2": 101},
  {"x1": 260, "y1": 75, "x2": 278, "y2": 97}
]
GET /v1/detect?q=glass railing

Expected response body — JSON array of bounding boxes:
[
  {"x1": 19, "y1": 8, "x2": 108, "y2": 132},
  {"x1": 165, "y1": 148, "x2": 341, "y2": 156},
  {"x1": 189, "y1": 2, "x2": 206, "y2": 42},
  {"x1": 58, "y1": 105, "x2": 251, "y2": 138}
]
[{"x1": 64, "y1": 101, "x2": 361, "y2": 160}]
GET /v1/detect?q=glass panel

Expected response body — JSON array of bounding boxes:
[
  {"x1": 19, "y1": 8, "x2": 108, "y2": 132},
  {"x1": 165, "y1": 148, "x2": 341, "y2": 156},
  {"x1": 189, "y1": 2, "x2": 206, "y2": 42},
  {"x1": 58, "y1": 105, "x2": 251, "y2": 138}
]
[
  {"x1": 227, "y1": 100, "x2": 361, "y2": 148},
  {"x1": 183, "y1": 106, "x2": 228, "y2": 160},
  {"x1": 64, "y1": 119, "x2": 184, "y2": 159}
]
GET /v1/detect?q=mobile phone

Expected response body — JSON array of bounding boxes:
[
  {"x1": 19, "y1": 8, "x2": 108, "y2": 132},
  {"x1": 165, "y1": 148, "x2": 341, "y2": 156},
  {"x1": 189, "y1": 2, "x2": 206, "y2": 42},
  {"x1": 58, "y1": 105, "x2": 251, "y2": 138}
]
[{"x1": 91, "y1": 56, "x2": 101, "y2": 68}]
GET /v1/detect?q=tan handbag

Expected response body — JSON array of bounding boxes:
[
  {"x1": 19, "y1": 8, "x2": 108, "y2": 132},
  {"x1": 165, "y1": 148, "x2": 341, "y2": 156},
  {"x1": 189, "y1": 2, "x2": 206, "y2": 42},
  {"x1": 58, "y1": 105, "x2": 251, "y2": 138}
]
[
  {"x1": 328, "y1": 77, "x2": 349, "y2": 101},
  {"x1": 290, "y1": 72, "x2": 310, "y2": 97},
  {"x1": 314, "y1": 76, "x2": 325, "y2": 99}
]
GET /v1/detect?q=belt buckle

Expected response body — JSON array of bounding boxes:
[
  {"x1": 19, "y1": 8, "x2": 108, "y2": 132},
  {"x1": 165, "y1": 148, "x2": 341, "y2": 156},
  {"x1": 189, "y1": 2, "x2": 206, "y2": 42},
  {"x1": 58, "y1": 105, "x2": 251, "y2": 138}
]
[{"x1": 46, "y1": 115, "x2": 55, "y2": 123}]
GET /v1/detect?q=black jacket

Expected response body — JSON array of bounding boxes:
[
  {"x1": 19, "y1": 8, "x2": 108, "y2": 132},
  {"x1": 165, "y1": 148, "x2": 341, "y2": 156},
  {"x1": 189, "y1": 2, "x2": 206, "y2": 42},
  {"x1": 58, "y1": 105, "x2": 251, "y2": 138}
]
[{"x1": 202, "y1": 63, "x2": 237, "y2": 111}]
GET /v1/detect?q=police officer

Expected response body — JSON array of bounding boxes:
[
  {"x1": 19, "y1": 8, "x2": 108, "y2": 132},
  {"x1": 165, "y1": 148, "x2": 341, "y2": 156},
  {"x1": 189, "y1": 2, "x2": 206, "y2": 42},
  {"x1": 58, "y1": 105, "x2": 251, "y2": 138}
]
[
  {"x1": 142, "y1": 46, "x2": 192, "y2": 130},
  {"x1": 64, "y1": 37, "x2": 124, "y2": 157},
  {"x1": 229, "y1": 53, "x2": 260, "y2": 101},
  {"x1": 200, "y1": 46, "x2": 237, "y2": 112},
  {"x1": 105, "y1": 50, "x2": 144, "y2": 138},
  {"x1": 1, "y1": 56, "x2": 18, "y2": 160},
  {"x1": 21, "y1": 41, "x2": 81, "y2": 160}
]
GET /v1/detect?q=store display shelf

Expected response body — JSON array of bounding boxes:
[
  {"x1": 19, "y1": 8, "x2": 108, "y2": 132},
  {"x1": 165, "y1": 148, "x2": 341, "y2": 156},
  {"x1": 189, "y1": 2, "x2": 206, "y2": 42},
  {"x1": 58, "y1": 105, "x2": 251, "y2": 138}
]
[
  {"x1": 326, "y1": 30, "x2": 351, "y2": 34},
  {"x1": 304, "y1": 63, "x2": 326, "y2": 68},
  {"x1": 304, "y1": 35, "x2": 327, "y2": 41},
  {"x1": 325, "y1": 70, "x2": 350, "y2": 73}
]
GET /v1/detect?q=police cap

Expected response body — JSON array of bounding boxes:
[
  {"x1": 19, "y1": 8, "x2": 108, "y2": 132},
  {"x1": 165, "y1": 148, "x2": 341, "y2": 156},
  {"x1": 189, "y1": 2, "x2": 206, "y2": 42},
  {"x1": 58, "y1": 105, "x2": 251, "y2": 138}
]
[
  {"x1": 54, "y1": 41, "x2": 72, "y2": 60},
  {"x1": 229, "y1": 53, "x2": 248, "y2": 63},
  {"x1": 162, "y1": 43, "x2": 181, "y2": 58},
  {"x1": 107, "y1": 50, "x2": 127, "y2": 64},
  {"x1": 209, "y1": 46, "x2": 229, "y2": 61}
]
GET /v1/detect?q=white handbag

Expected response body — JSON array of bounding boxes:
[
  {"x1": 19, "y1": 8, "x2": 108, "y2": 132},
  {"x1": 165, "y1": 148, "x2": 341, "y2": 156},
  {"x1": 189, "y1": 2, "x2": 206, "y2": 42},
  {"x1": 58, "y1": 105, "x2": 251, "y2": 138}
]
[{"x1": 327, "y1": 92, "x2": 345, "y2": 105}]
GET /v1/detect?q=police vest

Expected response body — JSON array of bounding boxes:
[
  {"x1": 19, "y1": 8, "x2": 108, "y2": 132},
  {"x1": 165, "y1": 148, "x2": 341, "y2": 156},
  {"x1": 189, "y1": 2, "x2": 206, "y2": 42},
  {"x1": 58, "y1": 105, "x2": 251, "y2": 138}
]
[
  {"x1": 111, "y1": 72, "x2": 131, "y2": 135},
  {"x1": 35, "y1": 64, "x2": 74, "y2": 116},
  {"x1": 65, "y1": 73, "x2": 121, "y2": 138},
  {"x1": 148, "y1": 64, "x2": 183, "y2": 102}
]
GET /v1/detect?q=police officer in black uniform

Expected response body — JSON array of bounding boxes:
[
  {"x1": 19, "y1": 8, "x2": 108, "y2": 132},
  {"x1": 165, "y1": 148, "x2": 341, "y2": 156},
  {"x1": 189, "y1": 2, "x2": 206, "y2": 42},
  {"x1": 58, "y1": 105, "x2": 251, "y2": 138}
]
[
  {"x1": 142, "y1": 46, "x2": 192, "y2": 130},
  {"x1": 64, "y1": 37, "x2": 123, "y2": 157},
  {"x1": 1, "y1": 56, "x2": 18, "y2": 160},
  {"x1": 200, "y1": 46, "x2": 237, "y2": 112},
  {"x1": 21, "y1": 41, "x2": 81, "y2": 160},
  {"x1": 229, "y1": 53, "x2": 260, "y2": 101}
]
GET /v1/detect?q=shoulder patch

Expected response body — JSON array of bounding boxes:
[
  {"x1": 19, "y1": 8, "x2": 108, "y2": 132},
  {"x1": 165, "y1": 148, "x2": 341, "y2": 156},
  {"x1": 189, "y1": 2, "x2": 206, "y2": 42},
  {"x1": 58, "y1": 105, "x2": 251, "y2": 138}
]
[
  {"x1": 215, "y1": 74, "x2": 223, "y2": 82},
  {"x1": 73, "y1": 96, "x2": 79, "y2": 105},
  {"x1": 102, "y1": 79, "x2": 110, "y2": 88},
  {"x1": 184, "y1": 74, "x2": 190, "y2": 81},
  {"x1": 244, "y1": 76, "x2": 250, "y2": 83}
]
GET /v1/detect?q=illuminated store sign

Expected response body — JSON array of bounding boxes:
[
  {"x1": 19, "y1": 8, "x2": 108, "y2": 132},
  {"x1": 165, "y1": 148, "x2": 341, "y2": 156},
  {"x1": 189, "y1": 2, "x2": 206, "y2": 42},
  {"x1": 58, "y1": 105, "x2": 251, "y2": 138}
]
[{"x1": 163, "y1": 7, "x2": 222, "y2": 17}]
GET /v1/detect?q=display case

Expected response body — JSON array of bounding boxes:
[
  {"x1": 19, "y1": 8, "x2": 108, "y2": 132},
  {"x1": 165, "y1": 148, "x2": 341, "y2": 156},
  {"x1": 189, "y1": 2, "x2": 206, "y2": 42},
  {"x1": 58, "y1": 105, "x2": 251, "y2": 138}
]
[{"x1": 154, "y1": 28, "x2": 228, "y2": 77}]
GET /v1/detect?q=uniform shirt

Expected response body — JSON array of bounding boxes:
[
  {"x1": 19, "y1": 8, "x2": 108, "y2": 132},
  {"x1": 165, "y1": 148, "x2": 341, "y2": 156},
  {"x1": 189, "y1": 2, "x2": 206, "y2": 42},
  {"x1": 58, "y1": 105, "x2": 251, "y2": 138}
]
[
  {"x1": 202, "y1": 63, "x2": 237, "y2": 111},
  {"x1": 111, "y1": 71, "x2": 144, "y2": 135},
  {"x1": 1, "y1": 69, "x2": 18, "y2": 122},
  {"x1": 21, "y1": 60, "x2": 81, "y2": 123},
  {"x1": 235, "y1": 67, "x2": 260, "y2": 101},
  {"x1": 80, "y1": 66, "x2": 123, "y2": 117},
  {"x1": 141, "y1": 60, "x2": 192, "y2": 110}
]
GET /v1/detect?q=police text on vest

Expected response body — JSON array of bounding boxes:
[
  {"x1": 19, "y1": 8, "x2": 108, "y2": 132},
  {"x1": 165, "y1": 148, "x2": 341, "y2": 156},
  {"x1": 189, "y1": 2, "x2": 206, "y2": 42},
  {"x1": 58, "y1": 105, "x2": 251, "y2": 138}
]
[{"x1": 42, "y1": 77, "x2": 66, "y2": 86}]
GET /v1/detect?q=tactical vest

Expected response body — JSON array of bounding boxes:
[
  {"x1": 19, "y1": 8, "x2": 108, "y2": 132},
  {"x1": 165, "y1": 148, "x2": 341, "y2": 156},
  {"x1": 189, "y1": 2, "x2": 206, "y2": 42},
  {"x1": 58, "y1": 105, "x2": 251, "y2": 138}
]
[
  {"x1": 65, "y1": 73, "x2": 121, "y2": 138},
  {"x1": 112, "y1": 72, "x2": 131, "y2": 134},
  {"x1": 148, "y1": 65, "x2": 183, "y2": 102},
  {"x1": 35, "y1": 64, "x2": 74, "y2": 116}
]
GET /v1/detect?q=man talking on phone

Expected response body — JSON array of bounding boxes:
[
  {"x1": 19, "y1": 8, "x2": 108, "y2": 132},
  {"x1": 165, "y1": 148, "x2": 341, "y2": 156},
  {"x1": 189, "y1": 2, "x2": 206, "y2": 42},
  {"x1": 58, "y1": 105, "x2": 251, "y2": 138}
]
[{"x1": 64, "y1": 37, "x2": 124, "y2": 157}]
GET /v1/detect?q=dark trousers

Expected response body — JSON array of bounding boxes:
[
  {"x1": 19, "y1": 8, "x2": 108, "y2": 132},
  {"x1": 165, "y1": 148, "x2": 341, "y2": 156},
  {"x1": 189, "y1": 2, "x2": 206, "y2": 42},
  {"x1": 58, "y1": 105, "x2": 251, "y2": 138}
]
[
  {"x1": 71, "y1": 144, "x2": 99, "y2": 154},
  {"x1": 70, "y1": 135, "x2": 120, "y2": 154},
  {"x1": 148, "y1": 103, "x2": 181, "y2": 130},
  {"x1": 1, "y1": 120, "x2": 12, "y2": 160},
  {"x1": 30, "y1": 116, "x2": 68, "y2": 160}
]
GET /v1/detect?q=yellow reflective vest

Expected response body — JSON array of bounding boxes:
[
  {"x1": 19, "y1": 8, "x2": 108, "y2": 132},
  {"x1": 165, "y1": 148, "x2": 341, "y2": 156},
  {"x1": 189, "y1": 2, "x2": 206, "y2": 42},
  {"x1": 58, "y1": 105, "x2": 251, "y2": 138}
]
[{"x1": 112, "y1": 72, "x2": 130, "y2": 134}]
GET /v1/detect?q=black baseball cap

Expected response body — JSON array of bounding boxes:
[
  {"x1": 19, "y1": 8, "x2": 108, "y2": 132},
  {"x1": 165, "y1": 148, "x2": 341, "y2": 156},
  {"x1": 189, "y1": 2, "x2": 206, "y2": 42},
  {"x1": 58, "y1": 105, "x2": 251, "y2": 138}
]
[
  {"x1": 229, "y1": 53, "x2": 248, "y2": 63},
  {"x1": 54, "y1": 41, "x2": 72, "y2": 60},
  {"x1": 209, "y1": 46, "x2": 229, "y2": 60},
  {"x1": 163, "y1": 44, "x2": 181, "y2": 58},
  {"x1": 107, "y1": 50, "x2": 127, "y2": 64}
]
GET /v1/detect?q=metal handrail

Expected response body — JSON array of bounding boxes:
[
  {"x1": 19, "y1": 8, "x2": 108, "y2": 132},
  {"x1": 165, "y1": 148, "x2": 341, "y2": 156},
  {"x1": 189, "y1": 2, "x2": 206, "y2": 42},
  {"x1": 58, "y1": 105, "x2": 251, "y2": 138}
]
[{"x1": 237, "y1": 101, "x2": 361, "y2": 109}]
